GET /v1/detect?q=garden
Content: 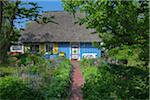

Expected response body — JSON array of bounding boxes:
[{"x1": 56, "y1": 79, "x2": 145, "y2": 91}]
[
  {"x1": 80, "y1": 58, "x2": 149, "y2": 100},
  {"x1": 0, "y1": 0, "x2": 149, "y2": 99},
  {"x1": 0, "y1": 54, "x2": 71, "y2": 100},
  {"x1": 0, "y1": 54, "x2": 149, "y2": 100}
]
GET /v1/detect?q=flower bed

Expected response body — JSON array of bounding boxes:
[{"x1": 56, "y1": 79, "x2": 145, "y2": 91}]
[{"x1": 0, "y1": 55, "x2": 71, "y2": 100}]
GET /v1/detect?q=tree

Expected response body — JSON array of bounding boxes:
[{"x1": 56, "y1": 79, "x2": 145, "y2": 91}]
[
  {"x1": 0, "y1": 0, "x2": 42, "y2": 63},
  {"x1": 62, "y1": 0, "x2": 149, "y2": 66}
]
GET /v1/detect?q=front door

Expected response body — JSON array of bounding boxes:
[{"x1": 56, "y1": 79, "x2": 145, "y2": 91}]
[{"x1": 71, "y1": 43, "x2": 79, "y2": 60}]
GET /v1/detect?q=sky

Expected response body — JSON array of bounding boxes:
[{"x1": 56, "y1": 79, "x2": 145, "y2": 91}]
[
  {"x1": 23, "y1": 0, "x2": 64, "y2": 11},
  {"x1": 15, "y1": 0, "x2": 64, "y2": 28}
]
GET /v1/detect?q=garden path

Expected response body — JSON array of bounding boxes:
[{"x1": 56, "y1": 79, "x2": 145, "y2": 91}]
[{"x1": 70, "y1": 60, "x2": 84, "y2": 100}]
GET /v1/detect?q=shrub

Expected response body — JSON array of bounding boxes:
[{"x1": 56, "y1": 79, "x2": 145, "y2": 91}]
[
  {"x1": 82, "y1": 64, "x2": 117, "y2": 100},
  {"x1": 108, "y1": 45, "x2": 146, "y2": 67},
  {"x1": 0, "y1": 57, "x2": 71, "y2": 100},
  {"x1": 80, "y1": 58, "x2": 100, "y2": 67},
  {"x1": 42, "y1": 59, "x2": 71, "y2": 99},
  {"x1": 0, "y1": 76, "x2": 44, "y2": 100},
  {"x1": 81, "y1": 59, "x2": 149, "y2": 100},
  {"x1": 0, "y1": 66, "x2": 18, "y2": 77},
  {"x1": 27, "y1": 65, "x2": 40, "y2": 74},
  {"x1": 15, "y1": 54, "x2": 48, "y2": 66}
]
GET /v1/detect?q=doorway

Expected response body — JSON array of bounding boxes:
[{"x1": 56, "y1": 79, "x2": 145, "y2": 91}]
[{"x1": 71, "y1": 43, "x2": 80, "y2": 60}]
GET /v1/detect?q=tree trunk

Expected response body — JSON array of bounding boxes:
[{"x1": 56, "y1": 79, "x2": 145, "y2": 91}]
[
  {"x1": 0, "y1": 1, "x2": 3, "y2": 30},
  {"x1": 0, "y1": 42, "x2": 10, "y2": 64},
  {"x1": 0, "y1": 1, "x2": 3, "y2": 64}
]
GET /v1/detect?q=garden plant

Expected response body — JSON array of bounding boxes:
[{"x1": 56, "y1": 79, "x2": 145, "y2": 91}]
[
  {"x1": 80, "y1": 59, "x2": 149, "y2": 100},
  {"x1": 0, "y1": 54, "x2": 71, "y2": 100}
]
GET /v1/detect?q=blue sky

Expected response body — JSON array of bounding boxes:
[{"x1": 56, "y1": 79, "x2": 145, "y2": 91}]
[
  {"x1": 23, "y1": 0, "x2": 64, "y2": 11},
  {"x1": 15, "y1": 0, "x2": 64, "y2": 28}
]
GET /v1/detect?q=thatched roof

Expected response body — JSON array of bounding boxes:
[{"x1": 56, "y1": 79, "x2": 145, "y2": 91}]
[{"x1": 20, "y1": 11, "x2": 101, "y2": 43}]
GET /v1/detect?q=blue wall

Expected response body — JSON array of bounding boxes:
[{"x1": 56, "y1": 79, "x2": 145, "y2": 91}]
[
  {"x1": 80, "y1": 42, "x2": 101, "y2": 59},
  {"x1": 45, "y1": 42, "x2": 101, "y2": 60},
  {"x1": 58, "y1": 42, "x2": 70, "y2": 59}
]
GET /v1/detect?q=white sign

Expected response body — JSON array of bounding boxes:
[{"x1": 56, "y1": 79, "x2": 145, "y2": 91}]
[
  {"x1": 72, "y1": 55, "x2": 79, "y2": 59},
  {"x1": 10, "y1": 45, "x2": 24, "y2": 53},
  {"x1": 82, "y1": 53, "x2": 97, "y2": 59}
]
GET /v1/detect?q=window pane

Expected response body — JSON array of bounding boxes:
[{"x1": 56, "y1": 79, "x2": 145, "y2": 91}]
[
  {"x1": 46, "y1": 45, "x2": 48, "y2": 52},
  {"x1": 46, "y1": 43, "x2": 53, "y2": 54},
  {"x1": 30, "y1": 44, "x2": 39, "y2": 53},
  {"x1": 12, "y1": 46, "x2": 22, "y2": 50}
]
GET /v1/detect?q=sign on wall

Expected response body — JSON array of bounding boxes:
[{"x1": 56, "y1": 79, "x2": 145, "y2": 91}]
[
  {"x1": 82, "y1": 53, "x2": 97, "y2": 59},
  {"x1": 10, "y1": 45, "x2": 24, "y2": 53}
]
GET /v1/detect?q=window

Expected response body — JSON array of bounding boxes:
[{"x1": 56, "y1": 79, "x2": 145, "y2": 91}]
[
  {"x1": 46, "y1": 43, "x2": 53, "y2": 54},
  {"x1": 30, "y1": 44, "x2": 39, "y2": 53}
]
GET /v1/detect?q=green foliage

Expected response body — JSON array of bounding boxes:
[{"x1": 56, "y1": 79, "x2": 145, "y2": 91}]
[
  {"x1": 15, "y1": 54, "x2": 32, "y2": 66},
  {"x1": 0, "y1": 56, "x2": 71, "y2": 99},
  {"x1": 15, "y1": 54, "x2": 49, "y2": 66},
  {"x1": 27, "y1": 65, "x2": 39, "y2": 74},
  {"x1": 108, "y1": 45, "x2": 145, "y2": 67},
  {"x1": 62, "y1": 0, "x2": 149, "y2": 65},
  {"x1": 63, "y1": 0, "x2": 148, "y2": 47},
  {"x1": 0, "y1": 76, "x2": 27, "y2": 100},
  {"x1": 43, "y1": 59, "x2": 71, "y2": 99},
  {"x1": 0, "y1": 0, "x2": 42, "y2": 63},
  {"x1": 0, "y1": 76, "x2": 44, "y2": 100},
  {"x1": 80, "y1": 58, "x2": 95, "y2": 66},
  {"x1": 0, "y1": 66, "x2": 18, "y2": 77},
  {"x1": 80, "y1": 59, "x2": 149, "y2": 100}
]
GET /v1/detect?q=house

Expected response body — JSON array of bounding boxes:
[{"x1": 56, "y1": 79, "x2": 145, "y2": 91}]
[{"x1": 20, "y1": 11, "x2": 102, "y2": 60}]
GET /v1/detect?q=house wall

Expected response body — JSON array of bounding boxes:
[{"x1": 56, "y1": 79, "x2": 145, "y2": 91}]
[
  {"x1": 40, "y1": 43, "x2": 45, "y2": 54},
  {"x1": 58, "y1": 42, "x2": 101, "y2": 60},
  {"x1": 23, "y1": 42, "x2": 101, "y2": 60},
  {"x1": 58, "y1": 42, "x2": 70, "y2": 59},
  {"x1": 80, "y1": 42, "x2": 101, "y2": 59}
]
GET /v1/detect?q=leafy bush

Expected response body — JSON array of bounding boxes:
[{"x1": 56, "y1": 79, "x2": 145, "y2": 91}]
[
  {"x1": 27, "y1": 65, "x2": 40, "y2": 74},
  {"x1": 0, "y1": 56, "x2": 72, "y2": 100},
  {"x1": 0, "y1": 66, "x2": 18, "y2": 77},
  {"x1": 80, "y1": 58, "x2": 101, "y2": 67},
  {"x1": 0, "y1": 76, "x2": 44, "y2": 100},
  {"x1": 81, "y1": 62, "x2": 117, "y2": 100},
  {"x1": 15, "y1": 54, "x2": 48, "y2": 66},
  {"x1": 108, "y1": 45, "x2": 145, "y2": 67},
  {"x1": 81, "y1": 59, "x2": 149, "y2": 100},
  {"x1": 42, "y1": 59, "x2": 71, "y2": 99}
]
